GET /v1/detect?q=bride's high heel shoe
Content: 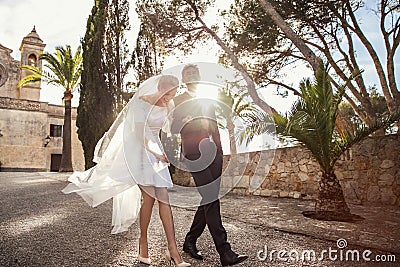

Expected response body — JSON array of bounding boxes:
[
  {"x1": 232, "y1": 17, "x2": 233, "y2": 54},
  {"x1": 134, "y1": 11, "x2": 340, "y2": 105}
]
[
  {"x1": 138, "y1": 239, "x2": 151, "y2": 265},
  {"x1": 138, "y1": 254, "x2": 151, "y2": 265},
  {"x1": 165, "y1": 249, "x2": 191, "y2": 267}
]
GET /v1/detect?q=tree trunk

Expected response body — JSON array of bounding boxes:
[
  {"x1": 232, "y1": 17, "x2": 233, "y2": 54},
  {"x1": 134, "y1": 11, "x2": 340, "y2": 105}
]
[
  {"x1": 59, "y1": 92, "x2": 73, "y2": 172},
  {"x1": 315, "y1": 170, "x2": 350, "y2": 215},
  {"x1": 184, "y1": 0, "x2": 276, "y2": 115},
  {"x1": 257, "y1": 0, "x2": 322, "y2": 71},
  {"x1": 227, "y1": 118, "x2": 237, "y2": 155}
]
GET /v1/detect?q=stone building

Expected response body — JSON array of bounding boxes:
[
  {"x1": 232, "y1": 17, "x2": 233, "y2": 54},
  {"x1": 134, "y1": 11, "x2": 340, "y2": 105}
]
[{"x1": 0, "y1": 27, "x2": 84, "y2": 171}]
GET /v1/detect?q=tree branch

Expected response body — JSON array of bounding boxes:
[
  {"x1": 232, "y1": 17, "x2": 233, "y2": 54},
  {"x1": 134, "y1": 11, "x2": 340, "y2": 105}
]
[
  {"x1": 184, "y1": 0, "x2": 276, "y2": 114},
  {"x1": 343, "y1": 1, "x2": 393, "y2": 109},
  {"x1": 257, "y1": 0, "x2": 322, "y2": 72}
]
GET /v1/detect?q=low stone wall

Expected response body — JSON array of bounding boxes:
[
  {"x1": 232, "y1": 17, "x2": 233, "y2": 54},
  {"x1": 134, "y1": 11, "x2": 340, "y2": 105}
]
[{"x1": 172, "y1": 135, "x2": 400, "y2": 206}]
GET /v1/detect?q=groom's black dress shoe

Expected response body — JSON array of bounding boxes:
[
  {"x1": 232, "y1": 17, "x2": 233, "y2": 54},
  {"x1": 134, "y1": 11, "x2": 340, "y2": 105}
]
[
  {"x1": 220, "y1": 250, "x2": 248, "y2": 266},
  {"x1": 183, "y1": 239, "x2": 203, "y2": 260}
]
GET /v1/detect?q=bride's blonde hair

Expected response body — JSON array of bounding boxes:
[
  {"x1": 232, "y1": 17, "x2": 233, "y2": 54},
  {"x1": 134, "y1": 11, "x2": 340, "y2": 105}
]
[{"x1": 158, "y1": 75, "x2": 179, "y2": 93}]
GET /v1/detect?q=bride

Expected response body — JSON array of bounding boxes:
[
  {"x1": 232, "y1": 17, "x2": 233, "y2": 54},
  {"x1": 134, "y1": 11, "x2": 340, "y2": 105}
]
[{"x1": 62, "y1": 75, "x2": 190, "y2": 267}]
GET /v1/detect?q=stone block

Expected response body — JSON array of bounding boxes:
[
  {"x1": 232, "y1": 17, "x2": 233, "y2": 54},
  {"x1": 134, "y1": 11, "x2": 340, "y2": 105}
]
[
  {"x1": 293, "y1": 192, "x2": 301, "y2": 199},
  {"x1": 264, "y1": 164, "x2": 272, "y2": 175},
  {"x1": 299, "y1": 164, "x2": 308, "y2": 172},
  {"x1": 367, "y1": 186, "x2": 380, "y2": 202},
  {"x1": 232, "y1": 188, "x2": 246, "y2": 195},
  {"x1": 343, "y1": 181, "x2": 357, "y2": 200},
  {"x1": 271, "y1": 173, "x2": 280, "y2": 182},
  {"x1": 221, "y1": 175, "x2": 233, "y2": 188},
  {"x1": 299, "y1": 159, "x2": 308, "y2": 165},
  {"x1": 260, "y1": 188, "x2": 272, "y2": 197},
  {"x1": 380, "y1": 160, "x2": 394, "y2": 169},
  {"x1": 277, "y1": 162, "x2": 285, "y2": 173},
  {"x1": 380, "y1": 188, "x2": 397, "y2": 205},
  {"x1": 249, "y1": 175, "x2": 264, "y2": 192},
  {"x1": 271, "y1": 190, "x2": 280, "y2": 197},
  {"x1": 279, "y1": 191, "x2": 289, "y2": 197},
  {"x1": 378, "y1": 173, "x2": 394, "y2": 186},
  {"x1": 238, "y1": 155, "x2": 246, "y2": 164},
  {"x1": 234, "y1": 175, "x2": 250, "y2": 188},
  {"x1": 279, "y1": 172, "x2": 288, "y2": 179},
  {"x1": 298, "y1": 172, "x2": 309, "y2": 182}
]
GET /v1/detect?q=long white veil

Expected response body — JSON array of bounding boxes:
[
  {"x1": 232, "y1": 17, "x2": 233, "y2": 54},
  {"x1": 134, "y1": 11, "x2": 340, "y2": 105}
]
[{"x1": 62, "y1": 75, "x2": 168, "y2": 234}]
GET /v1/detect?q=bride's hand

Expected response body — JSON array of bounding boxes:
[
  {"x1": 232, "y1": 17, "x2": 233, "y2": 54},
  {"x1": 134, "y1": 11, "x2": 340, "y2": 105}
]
[{"x1": 153, "y1": 152, "x2": 170, "y2": 164}]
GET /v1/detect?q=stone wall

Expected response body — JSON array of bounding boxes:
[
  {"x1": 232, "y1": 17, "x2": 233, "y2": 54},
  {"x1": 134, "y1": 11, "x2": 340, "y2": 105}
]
[
  {"x1": 172, "y1": 135, "x2": 400, "y2": 206},
  {"x1": 0, "y1": 97, "x2": 85, "y2": 171},
  {"x1": 0, "y1": 43, "x2": 21, "y2": 100}
]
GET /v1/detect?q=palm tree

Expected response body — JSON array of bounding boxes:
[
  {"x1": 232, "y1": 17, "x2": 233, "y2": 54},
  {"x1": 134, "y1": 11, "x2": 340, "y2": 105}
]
[
  {"x1": 269, "y1": 64, "x2": 399, "y2": 220},
  {"x1": 217, "y1": 85, "x2": 271, "y2": 154},
  {"x1": 18, "y1": 45, "x2": 83, "y2": 172}
]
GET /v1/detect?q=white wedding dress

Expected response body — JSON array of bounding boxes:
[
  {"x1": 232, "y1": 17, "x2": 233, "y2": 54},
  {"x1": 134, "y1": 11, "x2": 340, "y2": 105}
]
[{"x1": 62, "y1": 76, "x2": 173, "y2": 234}]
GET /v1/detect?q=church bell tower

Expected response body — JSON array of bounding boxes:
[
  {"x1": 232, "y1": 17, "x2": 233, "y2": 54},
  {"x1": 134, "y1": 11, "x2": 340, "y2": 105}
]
[{"x1": 19, "y1": 26, "x2": 46, "y2": 101}]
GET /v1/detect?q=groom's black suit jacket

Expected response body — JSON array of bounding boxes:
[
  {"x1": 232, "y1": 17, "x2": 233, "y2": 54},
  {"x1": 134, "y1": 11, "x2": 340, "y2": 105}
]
[
  {"x1": 172, "y1": 92, "x2": 231, "y2": 255},
  {"x1": 171, "y1": 92, "x2": 222, "y2": 157}
]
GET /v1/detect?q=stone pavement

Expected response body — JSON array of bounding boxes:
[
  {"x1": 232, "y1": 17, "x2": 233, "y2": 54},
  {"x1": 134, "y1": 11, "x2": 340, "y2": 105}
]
[{"x1": 0, "y1": 172, "x2": 399, "y2": 267}]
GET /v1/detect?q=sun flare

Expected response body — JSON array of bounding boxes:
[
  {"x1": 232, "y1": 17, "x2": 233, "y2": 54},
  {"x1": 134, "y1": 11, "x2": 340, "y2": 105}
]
[{"x1": 194, "y1": 83, "x2": 221, "y2": 101}]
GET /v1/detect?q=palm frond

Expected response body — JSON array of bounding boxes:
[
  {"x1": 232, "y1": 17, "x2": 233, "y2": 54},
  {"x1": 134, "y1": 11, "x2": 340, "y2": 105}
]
[
  {"x1": 330, "y1": 111, "x2": 400, "y2": 165},
  {"x1": 272, "y1": 64, "x2": 341, "y2": 171},
  {"x1": 238, "y1": 112, "x2": 275, "y2": 145},
  {"x1": 270, "y1": 63, "x2": 397, "y2": 173},
  {"x1": 18, "y1": 75, "x2": 42, "y2": 88},
  {"x1": 19, "y1": 45, "x2": 82, "y2": 95},
  {"x1": 40, "y1": 53, "x2": 64, "y2": 82}
]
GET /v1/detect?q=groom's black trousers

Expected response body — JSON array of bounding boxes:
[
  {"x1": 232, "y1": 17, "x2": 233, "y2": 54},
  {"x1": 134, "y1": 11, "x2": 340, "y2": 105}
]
[{"x1": 184, "y1": 152, "x2": 231, "y2": 255}]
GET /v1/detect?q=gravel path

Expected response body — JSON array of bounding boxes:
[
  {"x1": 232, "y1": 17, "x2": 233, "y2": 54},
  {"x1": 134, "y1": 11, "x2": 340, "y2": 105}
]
[{"x1": 0, "y1": 172, "x2": 398, "y2": 267}]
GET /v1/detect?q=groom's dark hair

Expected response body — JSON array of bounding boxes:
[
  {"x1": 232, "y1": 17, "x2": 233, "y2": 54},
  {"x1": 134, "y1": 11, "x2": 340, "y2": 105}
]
[{"x1": 182, "y1": 64, "x2": 200, "y2": 75}]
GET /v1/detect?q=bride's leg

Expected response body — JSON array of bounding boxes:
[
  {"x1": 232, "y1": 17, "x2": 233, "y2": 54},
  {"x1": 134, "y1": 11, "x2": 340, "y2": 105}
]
[
  {"x1": 156, "y1": 187, "x2": 184, "y2": 263},
  {"x1": 138, "y1": 186, "x2": 156, "y2": 258}
]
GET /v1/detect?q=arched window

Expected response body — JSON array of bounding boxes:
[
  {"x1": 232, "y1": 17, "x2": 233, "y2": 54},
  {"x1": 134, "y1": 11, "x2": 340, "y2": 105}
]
[{"x1": 28, "y1": 54, "x2": 37, "y2": 66}]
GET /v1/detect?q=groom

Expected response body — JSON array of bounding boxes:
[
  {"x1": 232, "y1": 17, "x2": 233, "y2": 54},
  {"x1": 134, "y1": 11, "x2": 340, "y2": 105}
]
[{"x1": 171, "y1": 64, "x2": 248, "y2": 266}]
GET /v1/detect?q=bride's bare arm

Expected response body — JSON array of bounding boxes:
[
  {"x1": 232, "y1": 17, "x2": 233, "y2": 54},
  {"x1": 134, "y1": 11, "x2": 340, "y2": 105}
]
[{"x1": 134, "y1": 121, "x2": 169, "y2": 163}]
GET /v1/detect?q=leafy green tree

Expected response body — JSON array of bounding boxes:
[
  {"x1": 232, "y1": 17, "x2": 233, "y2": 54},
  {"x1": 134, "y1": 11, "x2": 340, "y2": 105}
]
[
  {"x1": 77, "y1": 0, "x2": 114, "y2": 169},
  {"x1": 19, "y1": 45, "x2": 83, "y2": 172},
  {"x1": 104, "y1": 0, "x2": 133, "y2": 111},
  {"x1": 135, "y1": 0, "x2": 276, "y2": 117},
  {"x1": 136, "y1": 0, "x2": 399, "y2": 133},
  {"x1": 135, "y1": 0, "x2": 212, "y2": 55},
  {"x1": 338, "y1": 85, "x2": 394, "y2": 135},
  {"x1": 271, "y1": 64, "x2": 400, "y2": 219},
  {"x1": 227, "y1": 0, "x2": 400, "y2": 129},
  {"x1": 131, "y1": 22, "x2": 164, "y2": 86}
]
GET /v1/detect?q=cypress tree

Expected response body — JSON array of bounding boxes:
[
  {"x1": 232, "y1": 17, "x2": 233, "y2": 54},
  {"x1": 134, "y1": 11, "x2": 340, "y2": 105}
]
[
  {"x1": 77, "y1": 0, "x2": 114, "y2": 169},
  {"x1": 104, "y1": 0, "x2": 133, "y2": 112}
]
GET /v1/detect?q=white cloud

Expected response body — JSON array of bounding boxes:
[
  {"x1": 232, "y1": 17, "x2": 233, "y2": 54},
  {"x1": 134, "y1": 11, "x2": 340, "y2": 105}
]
[
  {"x1": 2, "y1": 0, "x2": 396, "y2": 110},
  {"x1": 0, "y1": 0, "x2": 93, "y2": 106}
]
